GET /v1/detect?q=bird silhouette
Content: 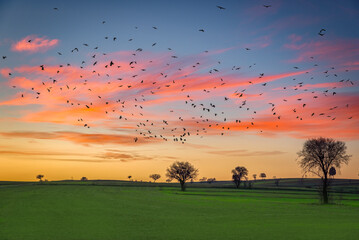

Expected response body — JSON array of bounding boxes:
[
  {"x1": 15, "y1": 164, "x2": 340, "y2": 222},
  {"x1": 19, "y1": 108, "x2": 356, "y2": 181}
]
[{"x1": 318, "y1": 28, "x2": 326, "y2": 36}]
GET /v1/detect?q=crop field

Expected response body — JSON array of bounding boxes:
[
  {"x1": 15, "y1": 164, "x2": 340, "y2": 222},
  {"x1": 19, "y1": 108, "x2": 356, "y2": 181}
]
[{"x1": 0, "y1": 181, "x2": 358, "y2": 240}]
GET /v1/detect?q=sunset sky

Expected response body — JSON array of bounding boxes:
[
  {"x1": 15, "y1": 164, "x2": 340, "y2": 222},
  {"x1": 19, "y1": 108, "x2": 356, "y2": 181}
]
[{"x1": 0, "y1": 0, "x2": 358, "y2": 181}]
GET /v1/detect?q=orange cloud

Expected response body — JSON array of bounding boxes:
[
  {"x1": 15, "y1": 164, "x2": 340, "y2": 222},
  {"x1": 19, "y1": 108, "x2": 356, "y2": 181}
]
[
  {"x1": 174, "y1": 92, "x2": 359, "y2": 140},
  {"x1": 11, "y1": 35, "x2": 59, "y2": 53},
  {"x1": 0, "y1": 131, "x2": 161, "y2": 146},
  {"x1": 208, "y1": 149, "x2": 286, "y2": 157},
  {"x1": 1, "y1": 48, "x2": 357, "y2": 142},
  {"x1": 0, "y1": 68, "x2": 12, "y2": 78}
]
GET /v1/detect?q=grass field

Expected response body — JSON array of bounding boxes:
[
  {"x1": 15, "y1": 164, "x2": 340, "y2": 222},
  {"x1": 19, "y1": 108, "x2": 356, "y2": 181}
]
[{"x1": 0, "y1": 182, "x2": 358, "y2": 240}]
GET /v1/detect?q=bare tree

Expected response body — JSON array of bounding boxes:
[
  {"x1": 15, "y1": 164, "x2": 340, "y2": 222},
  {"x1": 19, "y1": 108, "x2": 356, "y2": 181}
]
[
  {"x1": 166, "y1": 161, "x2": 198, "y2": 191},
  {"x1": 199, "y1": 177, "x2": 207, "y2": 182},
  {"x1": 232, "y1": 166, "x2": 248, "y2": 188},
  {"x1": 260, "y1": 173, "x2": 266, "y2": 180},
  {"x1": 297, "y1": 137, "x2": 350, "y2": 204},
  {"x1": 207, "y1": 178, "x2": 216, "y2": 184},
  {"x1": 36, "y1": 174, "x2": 44, "y2": 182},
  {"x1": 149, "y1": 174, "x2": 161, "y2": 182},
  {"x1": 252, "y1": 174, "x2": 257, "y2": 181}
]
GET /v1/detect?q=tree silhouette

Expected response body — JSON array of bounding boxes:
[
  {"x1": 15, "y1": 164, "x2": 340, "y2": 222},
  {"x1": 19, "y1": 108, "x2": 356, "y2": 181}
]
[
  {"x1": 166, "y1": 161, "x2": 198, "y2": 191},
  {"x1": 252, "y1": 174, "x2": 257, "y2": 181},
  {"x1": 232, "y1": 166, "x2": 248, "y2": 188},
  {"x1": 128, "y1": 175, "x2": 132, "y2": 181},
  {"x1": 329, "y1": 167, "x2": 336, "y2": 179},
  {"x1": 207, "y1": 178, "x2": 216, "y2": 184},
  {"x1": 297, "y1": 137, "x2": 350, "y2": 204},
  {"x1": 260, "y1": 173, "x2": 266, "y2": 180},
  {"x1": 199, "y1": 177, "x2": 207, "y2": 182},
  {"x1": 275, "y1": 178, "x2": 280, "y2": 187},
  {"x1": 149, "y1": 174, "x2": 161, "y2": 182},
  {"x1": 81, "y1": 177, "x2": 88, "y2": 181},
  {"x1": 36, "y1": 174, "x2": 44, "y2": 182}
]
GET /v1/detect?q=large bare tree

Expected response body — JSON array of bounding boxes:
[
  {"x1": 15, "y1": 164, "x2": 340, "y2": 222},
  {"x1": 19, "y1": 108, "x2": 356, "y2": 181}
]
[
  {"x1": 297, "y1": 137, "x2": 350, "y2": 204},
  {"x1": 232, "y1": 166, "x2": 248, "y2": 188},
  {"x1": 166, "y1": 161, "x2": 198, "y2": 191}
]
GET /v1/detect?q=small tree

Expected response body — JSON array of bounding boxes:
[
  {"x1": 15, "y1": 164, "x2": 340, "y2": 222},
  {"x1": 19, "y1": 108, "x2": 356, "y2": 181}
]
[
  {"x1": 81, "y1": 177, "x2": 88, "y2": 181},
  {"x1": 166, "y1": 179, "x2": 172, "y2": 183},
  {"x1": 36, "y1": 174, "x2": 44, "y2": 182},
  {"x1": 128, "y1": 175, "x2": 132, "y2": 181},
  {"x1": 253, "y1": 174, "x2": 257, "y2": 181},
  {"x1": 166, "y1": 161, "x2": 198, "y2": 191},
  {"x1": 232, "y1": 166, "x2": 248, "y2": 189},
  {"x1": 297, "y1": 137, "x2": 350, "y2": 204},
  {"x1": 260, "y1": 173, "x2": 266, "y2": 180},
  {"x1": 207, "y1": 178, "x2": 216, "y2": 184},
  {"x1": 275, "y1": 178, "x2": 280, "y2": 187},
  {"x1": 149, "y1": 174, "x2": 161, "y2": 182},
  {"x1": 199, "y1": 177, "x2": 207, "y2": 182},
  {"x1": 329, "y1": 167, "x2": 336, "y2": 179}
]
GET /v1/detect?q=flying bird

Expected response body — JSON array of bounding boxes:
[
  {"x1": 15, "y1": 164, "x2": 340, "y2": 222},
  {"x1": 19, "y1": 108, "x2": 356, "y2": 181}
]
[{"x1": 318, "y1": 28, "x2": 326, "y2": 36}]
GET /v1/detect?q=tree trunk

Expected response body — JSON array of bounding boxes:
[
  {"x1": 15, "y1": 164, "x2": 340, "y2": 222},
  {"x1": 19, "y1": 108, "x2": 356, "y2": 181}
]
[
  {"x1": 180, "y1": 181, "x2": 185, "y2": 191},
  {"x1": 322, "y1": 175, "x2": 328, "y2": 204},
  {"x1": 236, "y1": 180, "x2": 240, "y2": 189}
]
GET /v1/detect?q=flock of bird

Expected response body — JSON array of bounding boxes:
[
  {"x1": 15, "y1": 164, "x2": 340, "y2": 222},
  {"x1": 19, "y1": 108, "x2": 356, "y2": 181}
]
[{"x1": 1, "y1": 4, "x2": 355, "y2": 144}]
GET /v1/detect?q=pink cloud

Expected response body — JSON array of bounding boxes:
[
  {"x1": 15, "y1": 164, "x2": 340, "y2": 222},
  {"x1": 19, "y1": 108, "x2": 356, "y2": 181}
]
[
  {"x1": 0, "y1": 68, "x2": 12, "y2": 77},
  {"x1": 11, "y1": 35, "x2": 59, "y2": 53},
  {"x1": 288, "y1": 34, "x2": 302, "y2": 43},
  {"x1": 284, "y1": 38, "x2": 359, "y2": 63},
  {"x1": 244, "y1": 35, "x2": 271, "y2": 49},
  {"x1": 0, "y1": 48, "x2": 358, "y2": 143},
  {"x1": 179, "y1": 92, "x2": 359, "y2": 140}
]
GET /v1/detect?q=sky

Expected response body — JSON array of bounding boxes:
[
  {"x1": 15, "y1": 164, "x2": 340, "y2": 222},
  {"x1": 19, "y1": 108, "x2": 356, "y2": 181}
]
[{"x1": 0, "y1": 0, "x2": 358, "y2": 181}]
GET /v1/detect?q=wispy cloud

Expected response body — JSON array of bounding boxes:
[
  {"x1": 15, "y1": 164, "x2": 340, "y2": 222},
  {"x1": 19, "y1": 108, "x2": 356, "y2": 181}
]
[
  {"x1": 208, "y1": 149, "x2": 286, "y2": 157},
  {"x1": 11, "y1": 35, "x2": 59, "y2": 53},
  {"x1": 0, "y1": 131, "x2": 160, "y2": 146},
  {"x1": 0, "y1": 150, "x2": 82, "y2": 156},
  {"x1": 284, "y1": 38, "x2": 359, "y2": 63},
  {"x1": 96, "y1": 150, "x2": 153, "y2": 162},
  {"x1": 0, "y1": 47, "x2": 357, "y2": 143}
]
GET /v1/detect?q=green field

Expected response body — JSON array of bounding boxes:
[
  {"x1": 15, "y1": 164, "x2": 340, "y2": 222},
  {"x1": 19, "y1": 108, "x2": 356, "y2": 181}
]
[{"x1": 0, "y1": 182, "x2": 359, "y2": 240}]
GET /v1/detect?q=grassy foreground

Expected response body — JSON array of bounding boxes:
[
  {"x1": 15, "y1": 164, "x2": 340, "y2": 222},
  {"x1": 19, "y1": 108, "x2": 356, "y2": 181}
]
[{"x1": 0, "y1": 184, "x2": 358, "y2": 240}]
